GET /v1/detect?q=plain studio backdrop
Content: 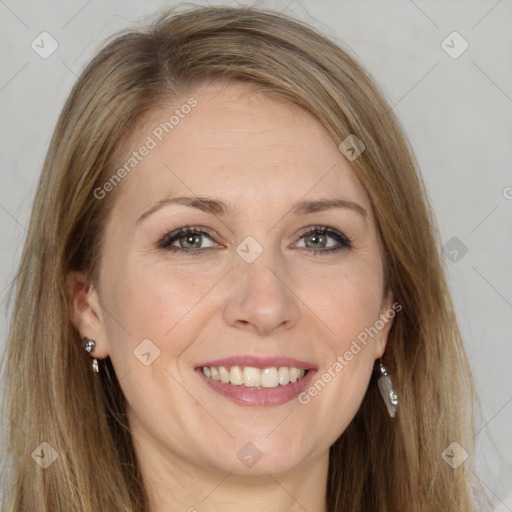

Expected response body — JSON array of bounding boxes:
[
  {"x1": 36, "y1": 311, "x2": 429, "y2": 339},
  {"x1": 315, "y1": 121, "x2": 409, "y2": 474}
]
[{"x1": 0, "y1": 0, "x2": 510, "y2": 508}]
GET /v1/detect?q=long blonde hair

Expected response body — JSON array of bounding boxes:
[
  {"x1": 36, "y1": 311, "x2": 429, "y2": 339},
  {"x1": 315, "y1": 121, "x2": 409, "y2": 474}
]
[{"x1": 1, "y1": 5, "x2": 489, "y2": 511}]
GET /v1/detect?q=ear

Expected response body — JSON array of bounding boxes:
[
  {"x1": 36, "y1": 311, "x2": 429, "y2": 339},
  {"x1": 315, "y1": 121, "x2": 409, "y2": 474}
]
[
  {"x1": 66, "y1": 270, "x2": 110, "y2": 359},
  {"x1": 373, "y1": 290, "x2": 397, "y2": 360}
]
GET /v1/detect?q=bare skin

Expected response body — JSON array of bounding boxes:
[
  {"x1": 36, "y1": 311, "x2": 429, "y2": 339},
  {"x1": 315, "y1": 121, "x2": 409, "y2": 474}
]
[{"x1": 68, "y1": 80, "x2": 394, "y2": 512}]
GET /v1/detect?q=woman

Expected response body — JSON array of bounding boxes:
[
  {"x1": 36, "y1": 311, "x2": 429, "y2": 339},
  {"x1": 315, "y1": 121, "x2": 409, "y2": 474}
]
[{"x1": 0, "y1": 5, "x2": 490, "y2": 511}]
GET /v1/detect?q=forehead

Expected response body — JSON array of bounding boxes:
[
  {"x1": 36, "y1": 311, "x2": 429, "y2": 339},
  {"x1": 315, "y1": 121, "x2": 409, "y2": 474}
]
[{"x1": 108, "y1": 81, "x2": 373, "y2": 221}]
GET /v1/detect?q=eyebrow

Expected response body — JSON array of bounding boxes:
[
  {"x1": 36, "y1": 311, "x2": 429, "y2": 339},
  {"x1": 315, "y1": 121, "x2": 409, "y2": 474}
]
[{"x1": 135, "y1": 195, "x2": 368, "y2": 225}]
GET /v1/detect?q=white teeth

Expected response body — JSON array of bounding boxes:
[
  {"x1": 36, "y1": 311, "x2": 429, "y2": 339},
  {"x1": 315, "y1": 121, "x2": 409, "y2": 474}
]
[
  {"x1": 261, "y1": 367, "x2": 279, "y2": 388},
  {"x1": 243, "y1": 366, "x2": 261, "y2": 387},
  {"x1": 230, "y1": 365, "x2": 243, "y2": 385},
  {"x1": 201, "y1": 365, "x2": 307, "y2": 388},
  {"x1": 278, "y1": 367, "x2": 289, "y2": 385},
  {"x1": 218, "y1": 366, "x2": 230, "y2": 383},
  {"x1": 289, "y1": 367, "x2": 300, "y2": 383}
]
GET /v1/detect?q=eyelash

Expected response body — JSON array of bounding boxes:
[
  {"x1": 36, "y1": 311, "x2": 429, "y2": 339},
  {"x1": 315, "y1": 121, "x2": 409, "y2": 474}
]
[{"x1": 157, "y1": 225, "x2": 352, "y2": 257}]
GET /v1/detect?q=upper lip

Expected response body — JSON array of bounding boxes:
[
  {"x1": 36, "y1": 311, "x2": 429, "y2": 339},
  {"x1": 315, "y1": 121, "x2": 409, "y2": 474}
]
[{"x1": 195, "y1": 356, "x2": 317, "y2": 370}]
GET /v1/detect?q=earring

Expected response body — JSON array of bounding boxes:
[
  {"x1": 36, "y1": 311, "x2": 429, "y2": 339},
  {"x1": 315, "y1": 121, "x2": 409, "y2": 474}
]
[
  {"x1": 376, "y1": 358, "x2": 398, "y2": 418},
  {"x1": 83, "y1": 337, "x2": 99, "y2": 374}
]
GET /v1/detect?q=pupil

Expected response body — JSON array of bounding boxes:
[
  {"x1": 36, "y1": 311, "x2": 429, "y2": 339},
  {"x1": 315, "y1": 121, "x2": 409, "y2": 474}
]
[
  {"x1": 183, "y1": 234, "x2": 201, "y2": 248},
  {"x1": 308, "y1": 233, "x2": 325, "y2": 248}
]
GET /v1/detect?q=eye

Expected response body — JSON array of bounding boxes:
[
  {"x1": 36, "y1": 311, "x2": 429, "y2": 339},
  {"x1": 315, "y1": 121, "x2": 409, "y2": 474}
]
[
  {"x1": 158, "y1": 226, "x2": 219, "y2": 256},
  {"x1": 158, "y1": 225, "x2": 352, "y2": 256},
  {"x1": 294, "y1": 226, "x2": 352, "y2": 255}
]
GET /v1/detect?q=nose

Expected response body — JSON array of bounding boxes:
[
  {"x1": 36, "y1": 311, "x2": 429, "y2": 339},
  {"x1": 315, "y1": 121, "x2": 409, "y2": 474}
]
[{"x1": 223, "y1": 246, "x2": 301, "y2": 336}]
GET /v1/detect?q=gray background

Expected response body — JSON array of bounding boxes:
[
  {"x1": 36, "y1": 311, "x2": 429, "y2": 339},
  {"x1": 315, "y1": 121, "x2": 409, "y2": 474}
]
[{"x1": 0, "y1": 0, "x2": 511, "y2": 508}]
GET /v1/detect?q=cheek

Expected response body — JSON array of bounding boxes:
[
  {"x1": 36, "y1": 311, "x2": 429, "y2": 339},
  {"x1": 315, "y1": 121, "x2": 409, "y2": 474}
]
[
  {"x1": 100, "y1": 266, "x2": 203, "y2": 431},
  {"x1": 305, "y1": 259, "x2": 383, "y2": 411},
  {"x1": 100, "y1": 261, "x2": 206, "y2": 373},
  {"x1": 320, "y1": 261, "x2": 384, "y2": 343}
]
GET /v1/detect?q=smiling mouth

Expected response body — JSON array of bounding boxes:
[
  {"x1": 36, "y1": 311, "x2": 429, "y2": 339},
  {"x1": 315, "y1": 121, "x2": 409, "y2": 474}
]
[{"x1": 200, "y1": 365, "x2": 308, "y2": 389}]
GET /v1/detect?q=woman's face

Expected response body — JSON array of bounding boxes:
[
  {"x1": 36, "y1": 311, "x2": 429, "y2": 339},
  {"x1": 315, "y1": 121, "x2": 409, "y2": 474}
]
[{"x1": 70, "y1": 80, "x2": 394, "y2": 477}]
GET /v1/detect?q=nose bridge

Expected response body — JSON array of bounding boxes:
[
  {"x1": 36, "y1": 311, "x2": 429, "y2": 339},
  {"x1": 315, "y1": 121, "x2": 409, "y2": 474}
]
[
  {"x1": 223, "y1": 233, "x2": 300, "y2": 334},
  {"x1": 235, "y1": 234, "x2": 286, "y2": 300}
]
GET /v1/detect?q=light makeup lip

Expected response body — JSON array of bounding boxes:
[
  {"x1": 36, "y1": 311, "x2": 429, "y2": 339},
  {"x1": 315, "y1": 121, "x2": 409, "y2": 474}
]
[
  {"x1": 195, "y1": 356, "x2": 317, "y2": 371},
  {"x1": 194, "y1": 356, "x2": 318, "y2": 407},
  {"x1": 196, "y1": 365, "x2": 318, "y2": 407}
]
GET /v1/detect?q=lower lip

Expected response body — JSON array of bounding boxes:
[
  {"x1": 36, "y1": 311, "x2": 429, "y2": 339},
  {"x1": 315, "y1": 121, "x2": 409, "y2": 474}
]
[{"x1": 196, "y1": 368, "x2": 318, "y2": 407}]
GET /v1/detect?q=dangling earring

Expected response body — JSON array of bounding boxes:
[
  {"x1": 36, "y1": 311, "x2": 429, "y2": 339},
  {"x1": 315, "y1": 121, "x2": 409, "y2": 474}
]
[
  {"x1": 376, "y1": 358, "x2": 398, "y2": 417},
  {"x1": 83, "y1": 337, "x2": 99, "y2": 374}
]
